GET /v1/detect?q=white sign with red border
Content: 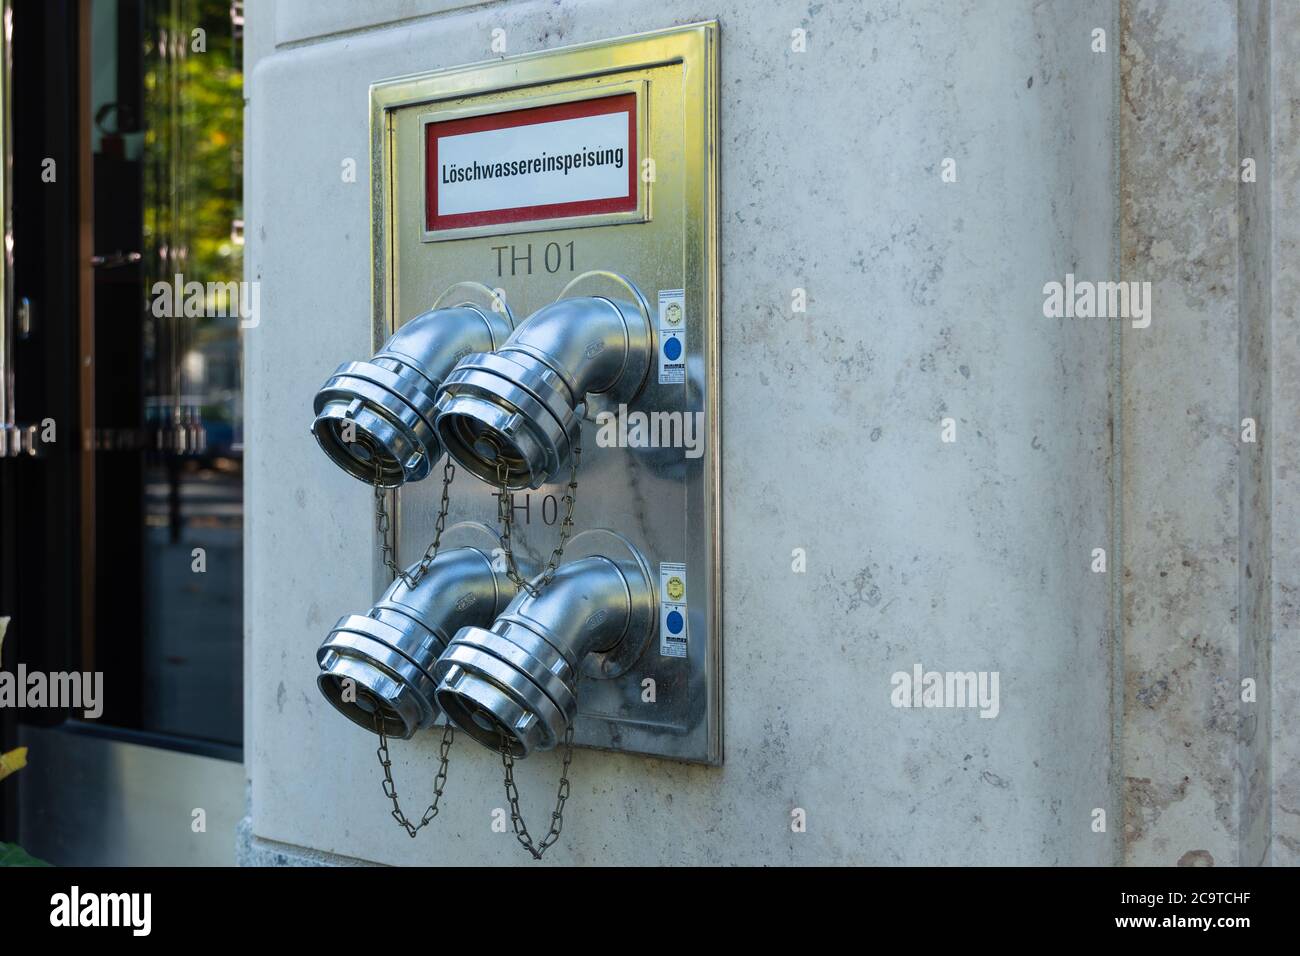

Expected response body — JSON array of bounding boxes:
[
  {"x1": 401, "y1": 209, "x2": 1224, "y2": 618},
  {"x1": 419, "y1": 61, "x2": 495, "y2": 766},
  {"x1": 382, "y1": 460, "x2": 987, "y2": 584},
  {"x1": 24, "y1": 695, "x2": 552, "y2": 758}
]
[{"x1": 424, "y1": 92, "x2": 639, "y2": 237}]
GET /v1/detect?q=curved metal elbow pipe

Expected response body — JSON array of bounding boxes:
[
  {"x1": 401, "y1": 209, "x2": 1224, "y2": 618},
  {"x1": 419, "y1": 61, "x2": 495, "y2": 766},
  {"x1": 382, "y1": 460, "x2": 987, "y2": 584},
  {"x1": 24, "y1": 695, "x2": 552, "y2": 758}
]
[
  {"x1": 433, "y1": 539, "x2": 656, "y2": 757},
  {"x1": 433, "y1": 292, "x2": 652, "y2": 490},
  {"x1": 312, "y1": 301, "x2": 512, "y2": 487},
  {"x1": 317, "y1": 544, "x2": 520, "y2": 739},
  {"x1": 509, "y1": 296, "x2": 650, "y2": 399}
]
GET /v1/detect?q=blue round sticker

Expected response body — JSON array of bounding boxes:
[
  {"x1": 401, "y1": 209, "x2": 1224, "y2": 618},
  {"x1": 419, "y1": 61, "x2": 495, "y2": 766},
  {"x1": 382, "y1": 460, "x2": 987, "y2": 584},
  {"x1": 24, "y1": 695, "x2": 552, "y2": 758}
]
[
  {"x1": 663, "y1": 336, "x2": 682, "y2": 361},
  {"x1": 665, "y1": 610, "x2": 684, "y2": 634}
]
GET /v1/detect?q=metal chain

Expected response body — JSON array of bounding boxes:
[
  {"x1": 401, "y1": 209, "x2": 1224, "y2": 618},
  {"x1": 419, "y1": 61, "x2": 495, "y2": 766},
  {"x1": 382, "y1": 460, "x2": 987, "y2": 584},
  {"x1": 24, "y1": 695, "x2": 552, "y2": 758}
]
[
  {"x1": 374, "y1": 457, "x2": 455, "y2": 588},
  {"x1": 495, "y1": 436, "x2": 581, "y2": 597},
  {"x1": 369, "y1": 461, "x2": 456, "y2": 835},
  {"x1": 494, "y1": 435, "x2": 581, "y2": 858},
  {"x1": 500, "y1": 720, "x2": 575, "y2": 860},
  {"x1": 374, "y1": 713, "x2": 455, "y2": 838}
]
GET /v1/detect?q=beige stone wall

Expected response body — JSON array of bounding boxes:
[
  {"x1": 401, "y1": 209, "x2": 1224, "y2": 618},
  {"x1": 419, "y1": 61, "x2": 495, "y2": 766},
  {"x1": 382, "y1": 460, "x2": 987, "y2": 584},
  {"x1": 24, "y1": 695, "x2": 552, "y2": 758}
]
[{"x1": 1119, "y1": 0, "x2": 1297, "y2": 866}]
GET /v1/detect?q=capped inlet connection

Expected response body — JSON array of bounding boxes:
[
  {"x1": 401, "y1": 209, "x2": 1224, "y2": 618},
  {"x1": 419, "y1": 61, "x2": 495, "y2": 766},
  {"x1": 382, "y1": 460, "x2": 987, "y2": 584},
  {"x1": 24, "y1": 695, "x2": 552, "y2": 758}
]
[
  {"x1": 311, "y1": 290, "x2": 512, "y2": 488},
  {"x1": 433, "y1": 531, "x2": 656, "y2": 756},
  {"x1": 434, "y1": 276, "x2": 652, "y2": 490},
  {"x1": 317, "y1": 531, "x2": 520, "y2": 739}
]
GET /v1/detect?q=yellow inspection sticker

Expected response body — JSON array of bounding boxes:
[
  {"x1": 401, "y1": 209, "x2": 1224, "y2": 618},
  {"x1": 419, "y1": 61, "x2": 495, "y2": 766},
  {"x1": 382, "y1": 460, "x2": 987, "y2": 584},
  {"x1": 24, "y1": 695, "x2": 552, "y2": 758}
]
[{"x1": 659, "y1": 562, "x2": 687, "y2": 658}]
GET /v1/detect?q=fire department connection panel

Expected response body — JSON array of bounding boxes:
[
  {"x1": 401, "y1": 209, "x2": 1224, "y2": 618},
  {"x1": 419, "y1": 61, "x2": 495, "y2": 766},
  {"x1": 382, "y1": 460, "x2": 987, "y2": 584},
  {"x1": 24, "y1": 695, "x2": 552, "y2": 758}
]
[{"x1": 370, "y1": 23, "x2": 720, "y2": 764}]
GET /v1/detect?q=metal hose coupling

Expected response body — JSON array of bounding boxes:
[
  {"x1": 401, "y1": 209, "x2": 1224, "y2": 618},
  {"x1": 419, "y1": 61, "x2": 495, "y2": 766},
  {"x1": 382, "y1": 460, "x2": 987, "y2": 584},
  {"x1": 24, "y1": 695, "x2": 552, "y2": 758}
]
[
  {"x1": 434, "y1": 273, "x2": 653, "y2": 490},
  {"x1": 317, "y1": 525, "x2": 521, "y2": 739},
  {"x1": 434, "y1": 530, "x2": 657, "y2": 757},
  {"x1": 311, "y1": 284, "x2": 513, "y2": 488}
]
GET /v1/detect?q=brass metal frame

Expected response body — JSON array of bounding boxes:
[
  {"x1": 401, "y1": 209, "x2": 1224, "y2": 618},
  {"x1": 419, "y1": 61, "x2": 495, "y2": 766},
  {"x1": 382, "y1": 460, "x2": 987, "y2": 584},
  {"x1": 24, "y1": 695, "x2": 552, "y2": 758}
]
[{"x1": 367, "y1": 21, "x2": 721, "y2": 764}]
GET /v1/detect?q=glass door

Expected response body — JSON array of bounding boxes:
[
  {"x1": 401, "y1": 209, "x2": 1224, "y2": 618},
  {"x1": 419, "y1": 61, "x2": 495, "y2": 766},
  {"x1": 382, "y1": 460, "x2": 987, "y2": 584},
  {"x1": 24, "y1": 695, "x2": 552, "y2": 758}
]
[{"x1": 0, "y1": 0, "x2": 245, "y2": 865}]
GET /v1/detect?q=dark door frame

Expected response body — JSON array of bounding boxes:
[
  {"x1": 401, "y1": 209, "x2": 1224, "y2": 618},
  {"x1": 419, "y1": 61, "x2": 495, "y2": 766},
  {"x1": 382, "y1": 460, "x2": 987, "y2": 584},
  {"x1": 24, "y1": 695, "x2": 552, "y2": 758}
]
[{"x1": 0, "y1": 0, "x2": 86, "y2": 844}]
